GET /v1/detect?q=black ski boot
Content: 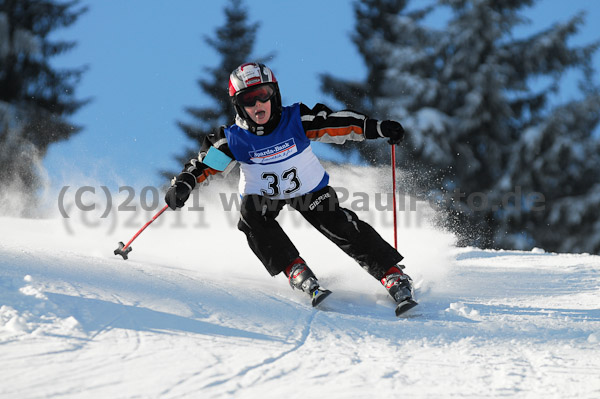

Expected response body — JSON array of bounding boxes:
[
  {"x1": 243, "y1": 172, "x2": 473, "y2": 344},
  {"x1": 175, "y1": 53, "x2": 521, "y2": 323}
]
[
  {"x1": 381, "y1": 265, "x2": 418, "y2": 316},
  {"x1": 287, "y1": 259, "x2": 332, "y2": 307}
]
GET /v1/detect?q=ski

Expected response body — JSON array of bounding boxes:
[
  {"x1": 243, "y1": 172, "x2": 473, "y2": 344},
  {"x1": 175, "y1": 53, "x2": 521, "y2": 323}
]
[
  {"x1": 311, "y1": 287, "x2": 332, "y2": 307},
  {"x1": 395, "y1": 298, "x2": 418, "y2": 317}
]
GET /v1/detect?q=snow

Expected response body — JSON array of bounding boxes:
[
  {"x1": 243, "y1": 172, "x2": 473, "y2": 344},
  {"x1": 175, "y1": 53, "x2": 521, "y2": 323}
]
[{"x1": 1, "y1": 168, "x2": 600, "y2": 398}]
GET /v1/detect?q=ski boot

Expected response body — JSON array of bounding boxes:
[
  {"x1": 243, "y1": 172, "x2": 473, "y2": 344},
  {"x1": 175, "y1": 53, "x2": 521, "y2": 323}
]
[
  {"x1": 381, "y1": 265, "x2": 418, "y2": 316},
  {"x1": 286, "y1": 258, "x2": 332, "y2": 307}
]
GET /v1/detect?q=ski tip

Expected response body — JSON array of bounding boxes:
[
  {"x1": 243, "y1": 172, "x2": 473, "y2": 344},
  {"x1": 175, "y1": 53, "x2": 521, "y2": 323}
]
[
  {"x1": 311, "y1": 288, "x2": 332, "y2": 308},
  {"x1": 395, "y1": 299, "x2": 418, "y2": 317}
]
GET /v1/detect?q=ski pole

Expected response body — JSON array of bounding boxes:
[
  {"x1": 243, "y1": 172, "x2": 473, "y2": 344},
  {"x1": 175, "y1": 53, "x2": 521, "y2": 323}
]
[
  {"x1": 114, "y1": 204, "x2": 169, "y2": 260},
  {"x1": 391, "y1": 145, "x2": 398, "y2": 250}
]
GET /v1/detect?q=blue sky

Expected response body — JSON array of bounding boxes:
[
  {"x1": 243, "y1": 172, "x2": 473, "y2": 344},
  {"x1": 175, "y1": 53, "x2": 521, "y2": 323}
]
[{"x1": 45, "y1": 0, "x2": 600, "y2": 190}]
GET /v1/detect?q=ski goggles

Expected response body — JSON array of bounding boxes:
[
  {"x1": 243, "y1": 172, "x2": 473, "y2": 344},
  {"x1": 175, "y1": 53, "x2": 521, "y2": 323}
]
[{"x1": 237, "y1": 84, "x2": 275, "y2": 107}]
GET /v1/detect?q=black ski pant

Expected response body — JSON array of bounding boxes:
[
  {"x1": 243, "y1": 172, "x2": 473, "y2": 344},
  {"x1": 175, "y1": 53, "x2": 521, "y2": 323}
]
[{"x1": 237, "y1": 185, "x2": 403, "y2": 280}]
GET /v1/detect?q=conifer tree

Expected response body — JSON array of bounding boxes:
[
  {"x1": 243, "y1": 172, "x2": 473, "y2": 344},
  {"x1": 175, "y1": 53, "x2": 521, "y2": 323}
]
[
  {"x1": 422, "y1": 0, "x2": 600, "y2": 250},
  {"x1": 502, "y1": 85, "x2": 600, "y2": 253},
  {"x1": 168, "y1": 0, "x2": 263, "y2": 175},
  {"x1": 0, "y1": 0, "x2": 87, "y2": 203},
  {"x1": 326, "y1": 0, "x2": 600, "y2": 252},
  {"x1": 320, "y1": 0, "x2": 437, "y2": 165}
]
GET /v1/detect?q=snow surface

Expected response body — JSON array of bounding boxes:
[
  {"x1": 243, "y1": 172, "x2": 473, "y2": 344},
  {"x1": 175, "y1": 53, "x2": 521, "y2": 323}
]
[{"x1": 1, "y1": 166, "x2": 600, "y2": 398}]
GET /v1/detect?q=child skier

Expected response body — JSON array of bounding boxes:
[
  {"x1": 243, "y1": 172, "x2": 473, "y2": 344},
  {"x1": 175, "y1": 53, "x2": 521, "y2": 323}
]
[{"x1": 165, "y1": 62, "x2": 417, "y2": 315}]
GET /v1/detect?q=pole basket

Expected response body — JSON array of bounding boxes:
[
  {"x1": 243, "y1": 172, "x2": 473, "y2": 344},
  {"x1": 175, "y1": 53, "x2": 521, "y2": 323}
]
[{"x1": 114, "y1": 241, "x2": 133, "y2": 260}]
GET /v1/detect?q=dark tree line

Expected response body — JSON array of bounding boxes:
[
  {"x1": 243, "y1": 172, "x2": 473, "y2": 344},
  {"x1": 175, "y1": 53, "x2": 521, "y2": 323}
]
[{"x1": 3, "y1": 0, "x2": 599, "y2": 253}]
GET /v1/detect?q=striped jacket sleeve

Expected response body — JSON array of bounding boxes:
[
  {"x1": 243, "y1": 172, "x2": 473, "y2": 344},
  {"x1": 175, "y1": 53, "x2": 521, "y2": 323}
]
[
  {"x1": 171, "y1": 126, "x2": 236, "y2": 190},
  {"x1": 300, "y1": 103, "x2": 385, "y2": 144}
]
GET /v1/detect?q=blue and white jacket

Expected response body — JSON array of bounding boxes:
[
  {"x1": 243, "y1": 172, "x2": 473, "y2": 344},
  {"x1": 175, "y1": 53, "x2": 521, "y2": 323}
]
[{"x1": 174, "y1": 102, "x2": 386, "y2": 199}]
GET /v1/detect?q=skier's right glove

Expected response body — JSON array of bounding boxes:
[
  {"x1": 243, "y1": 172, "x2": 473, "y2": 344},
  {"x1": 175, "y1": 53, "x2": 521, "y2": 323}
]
[{"x1": 165, "y1": 172, "x2": 195, "y2": 210}]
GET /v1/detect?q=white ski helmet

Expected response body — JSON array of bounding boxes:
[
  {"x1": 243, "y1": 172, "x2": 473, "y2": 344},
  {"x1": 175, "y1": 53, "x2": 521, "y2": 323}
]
[{"x1": 228, "y1": 62, "x2": 282, "y2": 133}]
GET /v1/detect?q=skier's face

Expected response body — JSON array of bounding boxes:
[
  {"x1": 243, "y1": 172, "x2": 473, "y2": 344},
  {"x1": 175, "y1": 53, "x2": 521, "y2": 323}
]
[{"x1": 244, "y1": 100, "x2": 272, "y2": 125}]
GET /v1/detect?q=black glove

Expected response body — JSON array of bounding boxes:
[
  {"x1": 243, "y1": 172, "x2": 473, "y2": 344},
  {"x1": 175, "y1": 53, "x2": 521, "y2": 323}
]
[
  {"x1": 380, "y1": 120, "x2": 405, "y2": 145},
  {"x1": 164, "y1": 172, "x2": 195, "y2": 210}
]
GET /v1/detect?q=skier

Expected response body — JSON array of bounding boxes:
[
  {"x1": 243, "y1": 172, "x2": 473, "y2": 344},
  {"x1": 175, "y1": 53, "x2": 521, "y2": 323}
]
[{"x1": 165, "y1": 62, "x2": 417, "y2": 315}]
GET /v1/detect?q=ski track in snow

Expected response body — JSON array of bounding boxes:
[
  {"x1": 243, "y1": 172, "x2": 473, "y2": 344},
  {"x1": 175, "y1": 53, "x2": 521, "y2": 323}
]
[{"x1": 1, "y1": 172, "x2": 600, "y2": 398}]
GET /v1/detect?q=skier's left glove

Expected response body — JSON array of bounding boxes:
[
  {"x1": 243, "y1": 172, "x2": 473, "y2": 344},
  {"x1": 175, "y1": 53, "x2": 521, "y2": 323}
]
[{"x1": 379, "y1": 120, "x2": 405, "y2": 145}]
